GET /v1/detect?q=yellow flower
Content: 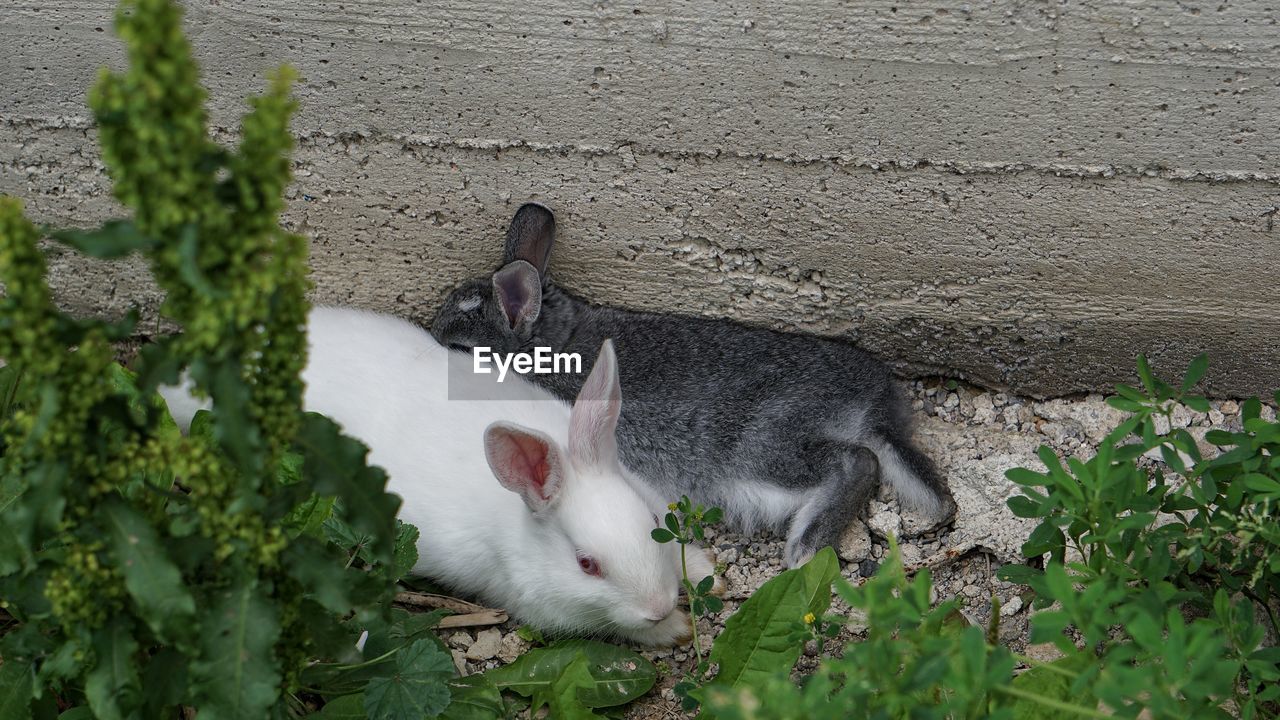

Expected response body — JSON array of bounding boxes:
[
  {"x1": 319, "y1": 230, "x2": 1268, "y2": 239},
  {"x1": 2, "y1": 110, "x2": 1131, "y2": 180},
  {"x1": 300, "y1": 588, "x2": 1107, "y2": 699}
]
[
  {"x1": 803, "y1": 612, "x2": 816, "y2": 625},
  {"x1": 667, "y1": 503, "x2": 677, "y2": 511}
]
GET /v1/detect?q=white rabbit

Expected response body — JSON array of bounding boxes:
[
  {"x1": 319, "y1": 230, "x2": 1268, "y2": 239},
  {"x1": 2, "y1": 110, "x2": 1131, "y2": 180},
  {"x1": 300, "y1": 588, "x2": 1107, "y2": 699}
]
[{"x1": 163, "y1": 306, "x2": 715, "y2": 646}]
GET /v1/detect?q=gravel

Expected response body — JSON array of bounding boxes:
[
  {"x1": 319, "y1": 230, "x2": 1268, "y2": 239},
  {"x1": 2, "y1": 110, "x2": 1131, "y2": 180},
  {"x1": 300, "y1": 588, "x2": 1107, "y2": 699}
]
[{"x1": 429, "y1": 378, "x2": 1265, "y2": 717}]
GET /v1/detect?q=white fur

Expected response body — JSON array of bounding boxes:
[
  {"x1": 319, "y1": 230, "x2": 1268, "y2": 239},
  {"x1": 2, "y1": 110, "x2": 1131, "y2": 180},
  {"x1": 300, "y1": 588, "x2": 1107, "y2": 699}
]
[{"x1": 162, "y1": 306, "x2": 693, "y2": 646}]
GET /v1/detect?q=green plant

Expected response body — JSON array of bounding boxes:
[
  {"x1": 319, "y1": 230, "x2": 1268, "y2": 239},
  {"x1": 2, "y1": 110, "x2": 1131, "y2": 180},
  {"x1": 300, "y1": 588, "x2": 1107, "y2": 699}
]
[
  {"x1": 997, "y1": 354, "x2": 1280, "y2": 717},
  {"x1": 650, "y1": 495, "x2": 724, "y2": 707},
  {"x1": 0, "y1": 0, "x2": 411, "y2": 716}
]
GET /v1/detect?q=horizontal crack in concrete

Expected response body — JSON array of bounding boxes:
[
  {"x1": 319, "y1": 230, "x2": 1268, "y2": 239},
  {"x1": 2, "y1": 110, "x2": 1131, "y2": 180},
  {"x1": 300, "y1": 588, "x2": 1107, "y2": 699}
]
[{"x1": 4, "y1": 115, "x2": 1279, "y2": 185}]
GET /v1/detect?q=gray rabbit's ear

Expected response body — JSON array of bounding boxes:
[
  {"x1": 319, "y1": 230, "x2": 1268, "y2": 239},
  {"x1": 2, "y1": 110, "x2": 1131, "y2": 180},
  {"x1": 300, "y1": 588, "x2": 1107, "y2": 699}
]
[
  {"x1": 492, "y1": 260, "x2": 542, "y2": 331},
  {"x1": 568, "y1": 339, "x2": 621, "y2": 468},
  {"x1": 484, "y1": 421, "x2": 564, "y2": 513},
  {"x1": 503, "y1": 202, "x2": 556, "y2": 276}
]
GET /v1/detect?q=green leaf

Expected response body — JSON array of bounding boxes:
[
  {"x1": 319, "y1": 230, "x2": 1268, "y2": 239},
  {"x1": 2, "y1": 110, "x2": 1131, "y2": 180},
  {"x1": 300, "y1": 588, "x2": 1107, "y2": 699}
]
[
  {"x1": 1002, "y1": 653, "x2": 1095, "y2": 719},
  {"x1": 702, "y1": 547, "x2": 840, "y2": 695},
  {"x1": 362, "y1": 639, "x2": 453, "y2": 720},
  {"x1": 485, "y1": 639, "x2": 656, "y2": 710},
  {"x1": 0, "y1": 658, "x2": 33, "y2": 720},
  {"x1": 438, "y1": 676, "x2": 507, "y2": 720},
  {"x1": 191, "y1": 579, "x2": 282, "y2": 720},
  {"x1": 541, "y1": 656, "x2": 598, "y2": 720},
  {"x1": 283, "y1": 536, "x2": 355, "y2": 614},
  {"x1": 702, "y1": 507, "x2": 724, "y2": 525},
  {"x1": 1136, "y1": 355, "x2": 1156, "y2": 395},
  {"x1": 997, "y1": 564, "x2": 1042, "y2": 585},
  {"x1": 299, "y1": 413, "x2": 401, "y2": 565},
  {"x1": 100, "y1": 496, "x2": 195, "y2": 638},
  {"x1": 318, "y1": 694, "x2": 367, "y2": 719},
  {"x1": 664, "y1": 512, "x2": 681, "y2": 536},
  {"x1": 650, "y1": 528, "x2": 675, "y2": 543},
  {"x1": 282, "y1": 493, "x2": 337, "y2": 537},
  {"x1": 392, "y1": 521, "x2": 420, "y2": 580},
  {"x1": 49, "y1": 220, "x2": 156, "y2": 258},
  {"x1": 1007, "y1": 496, "x2": 1044, "y2": 519},
  {"x1": 1181, "y1": 353, "x2": 1209, "y2": 393},
  {"x1": 83, "y1": 617, "x2": 141, "y2": 720}
]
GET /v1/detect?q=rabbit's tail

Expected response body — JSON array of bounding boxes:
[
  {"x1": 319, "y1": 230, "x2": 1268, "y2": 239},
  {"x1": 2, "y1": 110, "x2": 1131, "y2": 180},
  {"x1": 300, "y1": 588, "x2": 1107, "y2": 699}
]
[{"x1": 869, "y1": 433, "x2": 956, "y2": 521}]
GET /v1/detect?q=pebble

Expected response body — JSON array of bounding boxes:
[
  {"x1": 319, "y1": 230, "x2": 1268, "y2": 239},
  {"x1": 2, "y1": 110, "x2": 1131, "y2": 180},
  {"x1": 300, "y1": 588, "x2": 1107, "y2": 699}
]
[
  {"x1": 867, "y1": 510, "x2": 903, "y2": 539},
  {"x1": 899, "y1": 543, "x2": 923, "y2": 567},
  {"x1": 497, "y1": 632, "x2": 530, "y2": 663},
  {"x1": 1001, "y1": 595, "x2": 1023, "y2": 616},
  {"x1": 466, "y1": 628, "x2": 503, "y2": 661},
  {"x1": 837, "y1": 520, "x2": 872, "y2": 563},
  {"x1": 1220, "y1": 400, "x2": 1239, "y2": 415},
  {"x1": 446, "y1": 631, "x2": 472, "y2": 650}
]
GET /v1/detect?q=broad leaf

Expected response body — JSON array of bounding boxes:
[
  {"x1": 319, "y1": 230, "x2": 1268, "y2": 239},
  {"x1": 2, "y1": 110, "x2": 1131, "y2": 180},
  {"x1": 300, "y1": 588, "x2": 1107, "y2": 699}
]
[
  {"x1": 702, "y1": 546, "x2": 839, "y2": 697},
  {"x1": 318, "y1": 694, "x2": 366, "y2": 719},
  {"x1": 484, "y1": 639, "x2": 656, "y2": 710},
  {"x1": 438, "y1": 676, "x2": 507, "y2": 720},
  {"x1": 84, "y1": 617, "x2": 141, "y2": 720},
  {"x1": 362, "y1": 639, "x2": 453, "y2": 720},
  {"x1": 191, "y1": 579, "x2": 282, "y2": 720},
  {"x1": 101, "y1": 497, "x2": 195, "y2": 638},
  {"x1": 0, "y1": 658, "x2": 33, "y2": 720}
]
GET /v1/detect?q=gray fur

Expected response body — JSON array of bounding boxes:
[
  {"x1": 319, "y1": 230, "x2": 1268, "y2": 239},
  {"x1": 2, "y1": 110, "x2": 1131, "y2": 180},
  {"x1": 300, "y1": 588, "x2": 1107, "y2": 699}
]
[{"x1": 430, "y1": 203, "x2": 956, "y2": 566}]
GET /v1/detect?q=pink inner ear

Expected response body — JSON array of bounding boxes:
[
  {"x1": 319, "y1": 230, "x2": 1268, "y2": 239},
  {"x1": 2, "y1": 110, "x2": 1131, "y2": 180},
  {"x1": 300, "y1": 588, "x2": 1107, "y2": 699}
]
[{"x1": 501, "y1": 432, "x2": 553, "y2": 500}]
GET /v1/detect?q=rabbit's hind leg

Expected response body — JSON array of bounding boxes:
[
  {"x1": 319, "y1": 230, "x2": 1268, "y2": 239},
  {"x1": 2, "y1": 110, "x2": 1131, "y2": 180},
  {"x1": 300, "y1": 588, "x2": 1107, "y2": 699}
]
[{"x1": 783, "y1": 443, "x2": 879, "y2": 568}]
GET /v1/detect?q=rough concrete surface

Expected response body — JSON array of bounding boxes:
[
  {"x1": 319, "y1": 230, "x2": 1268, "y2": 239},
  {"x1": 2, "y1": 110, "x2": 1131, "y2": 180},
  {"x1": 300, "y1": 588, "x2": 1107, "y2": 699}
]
[{"x1": 3, "y1": 1, "x2": 1279, "y2": 396}]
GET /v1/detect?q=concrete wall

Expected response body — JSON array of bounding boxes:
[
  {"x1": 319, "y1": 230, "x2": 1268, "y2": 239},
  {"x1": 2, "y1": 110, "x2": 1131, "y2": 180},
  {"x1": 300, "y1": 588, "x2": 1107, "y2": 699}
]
[{"x1": 2, "y1": 0, "x2": 1277, "y2": 397}]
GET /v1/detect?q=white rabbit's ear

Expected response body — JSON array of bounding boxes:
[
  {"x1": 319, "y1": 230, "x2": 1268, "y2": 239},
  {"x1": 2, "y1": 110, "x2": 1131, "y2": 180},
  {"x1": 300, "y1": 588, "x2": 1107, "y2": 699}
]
[
  {"x1": 568, "y1": 339, "x2": 621, "y2": 468},
  {"x1": 503, "y1": 202, "x2": 556, "y2": 275},
  {"x1": 484, "y1": 422, "x2": 564, "y2": 512},
  {"x1": 492, "y1": 260, "x2": 542, "y2": 331}
]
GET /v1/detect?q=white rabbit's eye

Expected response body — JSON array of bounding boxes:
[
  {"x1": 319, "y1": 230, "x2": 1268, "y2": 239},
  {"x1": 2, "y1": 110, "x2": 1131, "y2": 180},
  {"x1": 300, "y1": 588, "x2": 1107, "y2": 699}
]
[{"x1": 576, "y1": 552, "x2": 602, "y2": 577}]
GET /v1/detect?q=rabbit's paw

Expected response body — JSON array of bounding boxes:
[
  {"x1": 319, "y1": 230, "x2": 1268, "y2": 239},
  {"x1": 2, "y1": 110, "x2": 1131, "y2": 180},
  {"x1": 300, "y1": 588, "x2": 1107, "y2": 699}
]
[
  {"x1": 631, "y1": 609, "x2": 693, "y2": 648},
  {"x1": 686, "y1": 546, "x2": 726, "y2": 597},
  {"x1": 783, "y1": 537, "x2": 820, "y2": 569}
]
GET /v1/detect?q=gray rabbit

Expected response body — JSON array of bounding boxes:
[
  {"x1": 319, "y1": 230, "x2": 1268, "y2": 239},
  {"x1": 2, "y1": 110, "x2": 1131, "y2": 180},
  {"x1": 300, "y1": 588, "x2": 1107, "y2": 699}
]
[{"x1": 430, "y1": 203, "x2": 955, "y2": 567}]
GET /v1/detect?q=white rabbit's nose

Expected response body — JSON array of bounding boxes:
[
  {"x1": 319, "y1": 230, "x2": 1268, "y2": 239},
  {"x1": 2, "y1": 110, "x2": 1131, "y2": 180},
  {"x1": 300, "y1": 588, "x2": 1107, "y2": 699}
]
[{"x1": 642, "y1": 596, "x2": 676, "y2": 623}]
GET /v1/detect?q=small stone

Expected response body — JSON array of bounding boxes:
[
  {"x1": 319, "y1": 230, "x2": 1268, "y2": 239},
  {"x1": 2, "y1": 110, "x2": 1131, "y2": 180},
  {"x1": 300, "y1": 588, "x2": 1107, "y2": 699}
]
[
  {"x1": 450, "y1": 649, "x2": 468, "y2": 676},
  {"x1": 718, "y1": 546, "x2": 740, "y2": 564},
  {"x1": 899, "y1": 543, "x2": 922, "y2": 567},
  {"x1": 1169, "y1": 403, "x2": 1195, "y2": 428},
  {"x1": 1209, "y1": 409, "x2": 1225, "y2": 426},
  {"x1": 858, "y1": 559, "x2": 879, "y2": 577},
  {"x1": 1220, "y1": 400, "x2": 1239, "y2": 415},
  {"x1": 465, "y1": 628, "x2": 502, "y2": 661},
  {"x1": 837, "y1": 520, "x2": 872, "y2": 563},
  {"x1": 497, "y1": 632, "x2": 531, "y2": 663},
  {"x1": 867, "y1": 510, "x2": 902, "y2": 539},
  {"x1": 944, "y1": 393, "x2": 959, "y2": 409},
  {"x1": 1000, "y1": 595, "x2": 1023, "y2": 616},
  {"x1": 446, "y1": 632, "x2": 472, "y2": 650}
]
